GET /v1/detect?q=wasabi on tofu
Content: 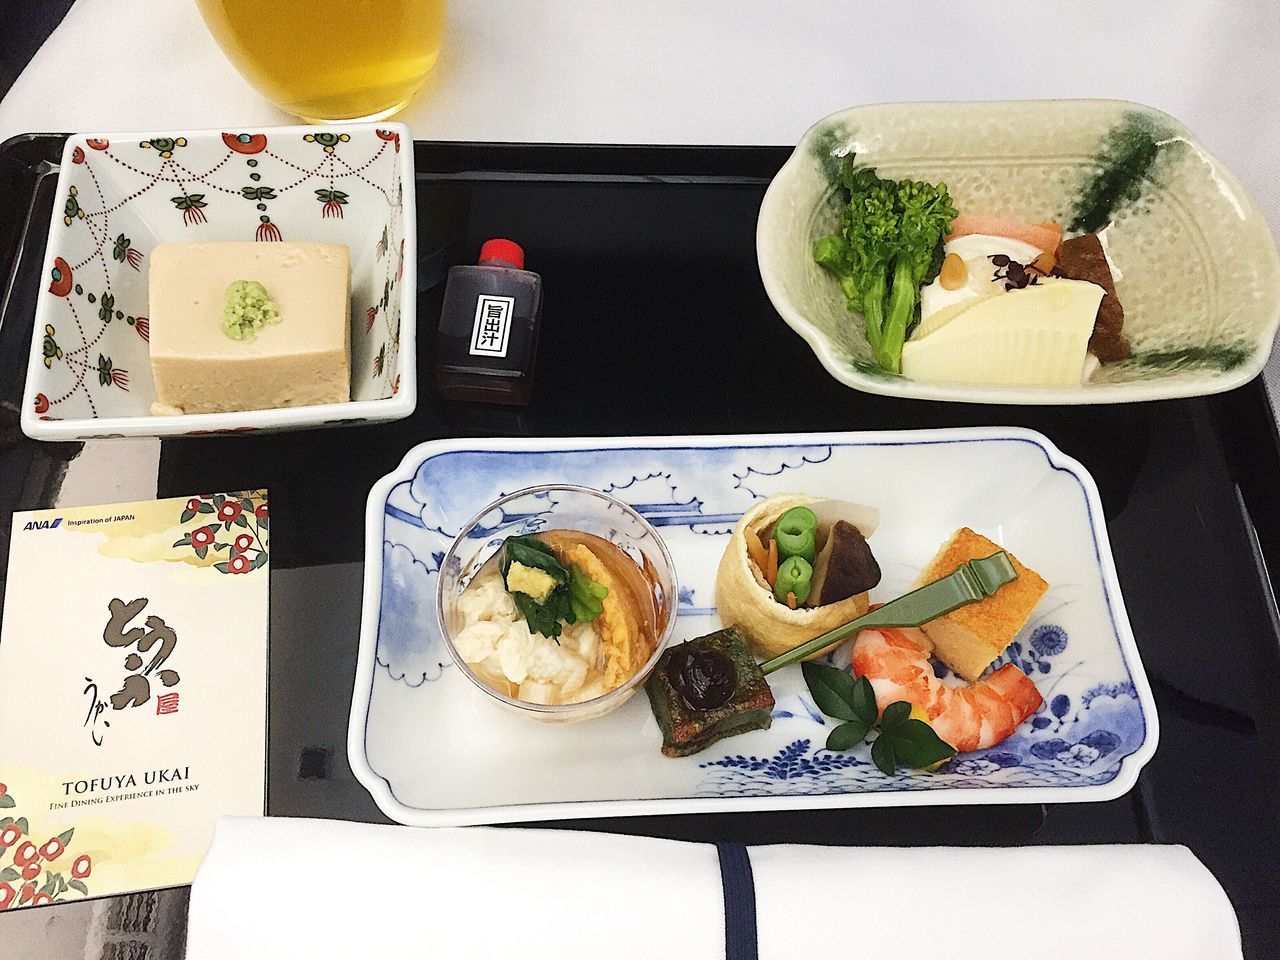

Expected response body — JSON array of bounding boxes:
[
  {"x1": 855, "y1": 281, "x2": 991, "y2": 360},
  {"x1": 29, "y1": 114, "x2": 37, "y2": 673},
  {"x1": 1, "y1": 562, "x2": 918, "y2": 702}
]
[{"x1": 220, "y1": 279, "x2": 281, "y2": 340}]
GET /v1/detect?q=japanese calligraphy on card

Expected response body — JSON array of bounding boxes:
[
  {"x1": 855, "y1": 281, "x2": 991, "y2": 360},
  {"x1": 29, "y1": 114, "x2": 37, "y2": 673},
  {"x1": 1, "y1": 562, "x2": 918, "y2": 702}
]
[{"x1": 0, "y1": 493, "x2": 268, "y2": 910}]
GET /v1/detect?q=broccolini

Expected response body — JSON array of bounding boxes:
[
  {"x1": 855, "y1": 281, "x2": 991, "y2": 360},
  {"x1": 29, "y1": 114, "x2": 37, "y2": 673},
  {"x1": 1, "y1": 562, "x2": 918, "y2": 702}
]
[{"x1": 814, "y1": 158, "x2": 957, "y2": 373}]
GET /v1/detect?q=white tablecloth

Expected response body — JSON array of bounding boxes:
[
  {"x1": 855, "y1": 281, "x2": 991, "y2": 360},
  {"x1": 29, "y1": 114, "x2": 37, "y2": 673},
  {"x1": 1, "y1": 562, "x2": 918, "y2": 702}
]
[
  {"x1": 2, "y1": 1, "x2": 1277, "y2": 202},
  {"x1": 185, "y1": 818, "x2": 1244, "y2": 960}
]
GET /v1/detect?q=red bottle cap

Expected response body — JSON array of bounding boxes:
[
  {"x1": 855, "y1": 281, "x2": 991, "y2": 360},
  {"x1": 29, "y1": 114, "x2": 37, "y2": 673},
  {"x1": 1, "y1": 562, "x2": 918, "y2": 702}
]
[{"x1": 478, "y1": 238, "x2": 524, "y2": 270}]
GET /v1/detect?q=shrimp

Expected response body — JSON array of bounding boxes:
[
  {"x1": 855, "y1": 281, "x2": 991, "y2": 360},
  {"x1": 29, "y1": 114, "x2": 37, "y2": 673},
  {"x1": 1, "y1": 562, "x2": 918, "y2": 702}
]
[{"x1": 850, "y1": 626, "x2": 1042, "y2": 753}]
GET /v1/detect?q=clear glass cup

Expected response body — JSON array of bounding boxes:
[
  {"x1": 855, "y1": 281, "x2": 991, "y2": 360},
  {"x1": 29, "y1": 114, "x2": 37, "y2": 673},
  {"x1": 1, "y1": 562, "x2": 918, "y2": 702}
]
[
  {"x1": 195, "y1": 0, "x2": 447, "y2": 122},
  {"x1": 437, "y1": 484, "x2": 678, "y2": 724}
]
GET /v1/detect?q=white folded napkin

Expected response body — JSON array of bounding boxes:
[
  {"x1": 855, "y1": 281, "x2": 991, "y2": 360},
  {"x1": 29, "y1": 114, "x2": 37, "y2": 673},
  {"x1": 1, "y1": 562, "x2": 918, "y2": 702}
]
[{"x1": 186, "y1": 817, "x2": 1241, "y2": 960}]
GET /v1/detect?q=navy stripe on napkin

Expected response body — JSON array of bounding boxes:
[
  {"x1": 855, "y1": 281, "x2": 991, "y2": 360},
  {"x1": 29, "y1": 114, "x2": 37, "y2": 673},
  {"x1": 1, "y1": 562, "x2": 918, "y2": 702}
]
[{"x1": 715, "y1": 842, "x2": 759, "y2": 960}]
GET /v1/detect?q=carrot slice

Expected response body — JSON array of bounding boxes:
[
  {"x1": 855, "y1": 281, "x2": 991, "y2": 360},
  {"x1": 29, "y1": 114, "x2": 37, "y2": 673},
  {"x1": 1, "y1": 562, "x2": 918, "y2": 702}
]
[
  {"x1": 746, "y1": 529, "x2": 768, "y2": 575},
  {"x1": 765, "y1": 539, "x2": 779, "y2": 587},
  {"x1": 946, "y1": 215, "x2": 1062, "y2": 255},
  {"x1": 1037, "y1": 221, "x2": 1063, "y2": 254},
  {"x1": 786, "y1": 591, "x2": 797, "y2": 610}
]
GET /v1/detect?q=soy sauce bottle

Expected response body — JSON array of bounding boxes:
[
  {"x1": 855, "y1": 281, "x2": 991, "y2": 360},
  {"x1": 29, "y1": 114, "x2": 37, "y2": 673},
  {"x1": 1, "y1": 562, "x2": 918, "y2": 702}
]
[{"x1": 434, "y1": 239, "x2": 544, "y2": 406}]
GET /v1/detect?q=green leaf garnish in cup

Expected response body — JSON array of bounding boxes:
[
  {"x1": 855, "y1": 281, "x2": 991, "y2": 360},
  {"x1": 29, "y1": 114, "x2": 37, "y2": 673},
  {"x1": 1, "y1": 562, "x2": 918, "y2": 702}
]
[{"x1": 498, "y1": 535, "x2": 608, "y2": 640}]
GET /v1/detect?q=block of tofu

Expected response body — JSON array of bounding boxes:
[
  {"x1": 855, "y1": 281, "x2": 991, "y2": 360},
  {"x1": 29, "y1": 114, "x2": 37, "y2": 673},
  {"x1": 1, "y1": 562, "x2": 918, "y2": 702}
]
[
  {"x1": 148, "y1": 242, "x2": 350, "y2": 415},
  {"x1": 912, "y1": 528, "x2": 1048, "y2": 681}
]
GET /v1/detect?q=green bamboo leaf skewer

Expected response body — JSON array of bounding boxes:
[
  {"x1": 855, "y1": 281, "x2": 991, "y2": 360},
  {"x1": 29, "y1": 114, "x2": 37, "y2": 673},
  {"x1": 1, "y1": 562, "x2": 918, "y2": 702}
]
[{"x1": 758, "y1": 551, "x2": 1017, "y2": 676}]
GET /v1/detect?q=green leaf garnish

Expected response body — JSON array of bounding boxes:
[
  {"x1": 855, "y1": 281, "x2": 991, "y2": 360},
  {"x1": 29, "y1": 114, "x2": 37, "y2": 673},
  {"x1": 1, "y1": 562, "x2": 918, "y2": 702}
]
[
  {"x1": 826, "y1": 719, "x2": 871, "y2": 751},
  {"x1": 499, "y1": 536, "x2": 607, "y2": 640},
  {"x1": 803, "y1": 667, "x2": 957, "y2": 775},
  {"x1": 878, "y1": 700, "x2": 911, "y2": 732},
  {"x1": 567, "y1": 564, "x2": 608, "y2": 621},
  {"x1": 879, "y1": 717, "x2": 956, "y2": 770},
  {"x1": 512, "y1": 592, "x2": 569, "y2": 639},
  {"x1": 501, "y1": 536, "x2": 568, "y2": 583},
  {"x1": 850, "y1": 675, "x2": 878, "y2": 727},
  {"x1": 801, "y1": 661, "x2": 861, "y2": 722},
  {"x1": 870, "y1": 735, "x2": 897, "y2": 777}
]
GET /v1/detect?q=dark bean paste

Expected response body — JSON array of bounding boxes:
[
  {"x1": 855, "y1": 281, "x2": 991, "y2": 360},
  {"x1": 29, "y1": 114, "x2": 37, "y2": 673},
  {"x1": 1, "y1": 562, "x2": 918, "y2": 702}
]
[{"x1": 666, "y1": 646, "x2": 737, "y2": 710}]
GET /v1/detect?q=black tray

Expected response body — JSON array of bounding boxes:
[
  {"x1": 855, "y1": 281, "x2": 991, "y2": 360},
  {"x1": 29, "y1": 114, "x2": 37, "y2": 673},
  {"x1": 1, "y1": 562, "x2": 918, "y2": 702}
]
[{"x1": 3, "y1": 135, "x2": 1280, "y2": 954}]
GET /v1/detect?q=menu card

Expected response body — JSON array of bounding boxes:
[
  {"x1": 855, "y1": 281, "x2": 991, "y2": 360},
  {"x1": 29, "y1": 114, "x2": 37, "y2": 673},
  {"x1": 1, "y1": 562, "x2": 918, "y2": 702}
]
[{"x1": 0, "y1": 492, "x2": 269, "y2": 910}]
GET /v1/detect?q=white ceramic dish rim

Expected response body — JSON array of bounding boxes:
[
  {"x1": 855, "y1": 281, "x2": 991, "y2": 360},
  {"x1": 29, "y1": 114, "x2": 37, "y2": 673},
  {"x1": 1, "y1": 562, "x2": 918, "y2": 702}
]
[
  {"x1": 434, "y1": 482, "x2": 680, "y2": 717},
  {"x1": 21, "y1": 121, "x2": 418, "y2": 440},
  {"x1": 756, "y1": 98, "x2": 1280, "y2": 405},
  {"x1": 348, "y1": 426, "x2": 1160, "y2": 827}
]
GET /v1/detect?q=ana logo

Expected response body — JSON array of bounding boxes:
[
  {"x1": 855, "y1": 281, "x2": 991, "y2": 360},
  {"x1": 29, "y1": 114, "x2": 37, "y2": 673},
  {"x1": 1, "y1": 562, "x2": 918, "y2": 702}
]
[{"x1": 23, "y1": 517, "x2": 62, "y2": 531}]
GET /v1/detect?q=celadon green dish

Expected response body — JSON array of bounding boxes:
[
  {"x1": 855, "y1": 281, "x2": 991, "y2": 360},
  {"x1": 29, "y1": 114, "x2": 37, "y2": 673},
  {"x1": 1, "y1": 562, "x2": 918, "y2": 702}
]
[{"x1": 757, "y1": 100, "x2": 1280, "y2": 404}]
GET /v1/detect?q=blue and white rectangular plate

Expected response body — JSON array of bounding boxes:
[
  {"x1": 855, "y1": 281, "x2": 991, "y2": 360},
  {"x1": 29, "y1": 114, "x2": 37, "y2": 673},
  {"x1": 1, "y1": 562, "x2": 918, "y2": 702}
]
[{"x1": 349, "y1": 428, "x2": 1157, "y2": 826}]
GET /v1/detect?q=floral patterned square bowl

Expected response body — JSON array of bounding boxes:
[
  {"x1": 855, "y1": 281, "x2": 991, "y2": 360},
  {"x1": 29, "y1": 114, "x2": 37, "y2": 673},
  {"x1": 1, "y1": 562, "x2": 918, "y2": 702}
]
[
  {"x1": 757, "y1": 100, "x2": 1280, "y2": 404},
  {"x1": 23, "y1": 123, "x2": 415, "y2": 439}
]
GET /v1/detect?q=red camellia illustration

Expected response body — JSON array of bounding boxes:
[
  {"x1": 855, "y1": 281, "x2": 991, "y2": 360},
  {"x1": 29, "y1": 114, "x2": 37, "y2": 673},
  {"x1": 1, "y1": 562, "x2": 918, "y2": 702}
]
[
  {"x1": 376, "y1": 128, "x2": 401, "y2": 151},
  {"x1": 33, "y1": 394, "x2": 49, "y2": 415},
  {"x1": 0, "y1": 788, "x2": 93, "y2": 907},
  {"x1": 85, "y1": 138, "x2": 109, "y2": 151},
  {"x1": 174, "y1": 490, "x2": 268, "y2": 576},
  {"x1": 71, "y1": 146, "x2": 85, "y2": 164},
  {"x1": 49, "y1": 257, "x2": 73, "y2": 297},
  {"x1": 222, "y1": 132, "x2": 267, "y2": 154},
  {"x1": 72, "y1": 855, "x2": 92, "y2": 879},
  {"x1": 13, "y1": 841, "x2": 37, "y2": 867}
]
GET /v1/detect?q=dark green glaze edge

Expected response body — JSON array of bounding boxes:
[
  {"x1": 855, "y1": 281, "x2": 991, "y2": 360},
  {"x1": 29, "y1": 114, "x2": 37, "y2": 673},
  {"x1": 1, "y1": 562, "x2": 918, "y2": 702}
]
[
  {"x1": 1122, "y1": 342, "x2": 1253, "y2": 374},
  {"x1": 811, "y1": 124, "x2": 852, "y2": 188},
  {"x1": 1068, "y1": 111, "x2": 1182, "y2": 234}
]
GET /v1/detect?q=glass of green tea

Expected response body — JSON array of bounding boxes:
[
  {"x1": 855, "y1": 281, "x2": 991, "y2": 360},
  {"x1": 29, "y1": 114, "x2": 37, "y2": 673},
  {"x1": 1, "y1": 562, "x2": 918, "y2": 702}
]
[{"x1": 196, "y1": 0, "x2": 447, "y2": 122}]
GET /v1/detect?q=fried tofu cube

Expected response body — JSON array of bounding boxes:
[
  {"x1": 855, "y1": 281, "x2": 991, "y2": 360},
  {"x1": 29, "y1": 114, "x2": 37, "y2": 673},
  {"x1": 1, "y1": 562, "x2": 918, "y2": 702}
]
[{"x1": 913, "y1": 528, "x2": 1048, "y2": 681}]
